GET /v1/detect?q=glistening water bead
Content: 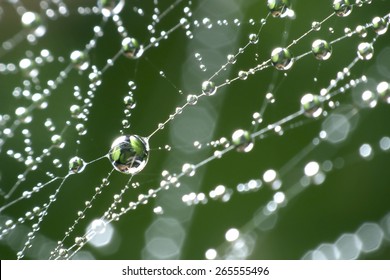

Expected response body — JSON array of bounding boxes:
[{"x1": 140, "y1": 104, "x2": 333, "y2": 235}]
[
  {"x1": 108, "y1": 135, "x2": 149, "y2": 175},
  {"x1": 267, "y1": 0, "x2": 291, "y2": 18},
  {"x1": 231, "y1": 129, "x2": 254, "y2": 153},
  {"x1": 357, "y1": 42, "x2": 374, "y2": 60},
  {"x1": 98, "y1": 0, "x2": 125, "y2": 18},
  {"x1": 311, "y1": 39, "x2": 332, "y2": 60},
  {"x1": 333, "y1": 0, "x2": 352, "y2": 17},
  {"x1": 69, "y1": 156, "x2": 86, "y2": 174},
  {"x1": 70, "y1": 50, "x2": 89, "y2": 71},
  {"x1": 271, "y1": 47, "x2": 293, "y2": 70},
  {"x1": 202, "y1": 81, "x2": 217, "y2": 96},
  {"x1": 300, "y1": 94, "x2": 323, "y2": 118},
  {"x1": 122, "y1": 37, "x2": 143, "y2": 59}
]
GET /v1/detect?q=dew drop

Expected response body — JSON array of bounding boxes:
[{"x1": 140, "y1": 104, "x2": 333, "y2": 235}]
[
  {"x1": 122, "y1": 37, "x2": 143, "y2": 59},
  {"x1": 300, "y1": 94, "x2": 323, "y2": 118},
  {"x1": 123, "y1": 95, "x2": 136, "y2": 109},
  {"x1": 238, "y1": 70, "x2": 248, "y2": 80},
  {"x1": 70, "y1": 50, "x2": 89, "y2": 71},
  {"x1": 231, "y1": 129, "x2": 254, "y2": 153},
  {"x1": 98, "y1": 0, "x2": 125, "y2": 18},
  {"x1": 69, "y1": 156, "x2": 86, "y2": 174},
  {"x1": 182, "y1": 163, "x2": 196, "y2": 177},
  {"x1": 311, "y1": 21, "x2": 321, "y2": 31},
  {"x1": 202, "y1": 80, "x2": 217, "y2": 96},
  {"x1": 333, "y1": 0, "x2": 352, "y2": 17},
  {"x1": 187, "y1": 94, "x2": 198, "y2": 105},
  {"x1": 372, "y1": 16, "x2": 388, "y2": 35},
  {"x1": 108, "y1": 135, "x2": 149, "y2": 175},
  {"x1": 357, "y1": 42, "x2": 374, "y2": 60},
  {"x1": 271, "y1": 47, "x2": 293, "y2": 70},
  {"x1": 355, "y1": 25, "x2": 367, "y2": 38},
  {"x1": 377, "y1": 81, "x2": 390, "y2": 104},
  {"x1": 311, "y1": 39, "x2": 332, "y2": 60},
  {"x1": 267, "y1": 0, "x2": 291, "y2": 18}
]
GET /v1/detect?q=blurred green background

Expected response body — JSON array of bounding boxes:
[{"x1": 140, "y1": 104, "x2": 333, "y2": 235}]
[{"x1": 0, "y1": 0, "x2": 390, "y2": 259}]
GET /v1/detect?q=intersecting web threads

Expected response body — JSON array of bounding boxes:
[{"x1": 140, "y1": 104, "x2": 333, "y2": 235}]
[{"x1": 0, "y1": 0, "x2": 390, "y2": 260}]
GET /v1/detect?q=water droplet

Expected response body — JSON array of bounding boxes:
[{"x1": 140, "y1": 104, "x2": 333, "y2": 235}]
[
  {"x1": 202, "y1": 81, "x2": 217, "y2": 96},
  {"x1": 76, "y1": 123, "x2": 87, "y2": 135},
  {"x1": 312, "y1": 39, "x2": 332, "y2": 60},
  {"x1": 249, "y1": 33, "x2": 258, "y2": 44},
  {"x1": 19, "y1": 58, "x2": 39, "y2": 78},
  {"x1": 238, "y1": 70, "x2": 248, "y2": 80},
  {"x1": 372, "y1": 16, "x2": 388, "y2": 35},
  {"x1": 21, "y1": 11, "x2": 46, "y2": 36},
  {"x1": 186, "y1": 94, "x2": 198, "y2": 105},
  {"x1": 271, "y1": 47, "x2": 293, "y2": 70},
  {"x1": 182, "y1": 163, "x2": 196, "y2": 177},
  {"x1": 357, "y1": 42, "x2": 374, "y2": 60},
  {"x1": 70, "y1": 50, "x2": 89, "y2": 71},
  {"x1": 227, "y1": 54, "x2": 236, "y2": 64},
  {"x1": 51, "y1": 134, "x2": 63, "y2": 147},
  {"x1": 361, "y1": 90, "x2": 378, "y2": 108},
  {"x1": 311, "y1": 21, "x2": 321, "y2": 31},
  {"x1": 231, "y1": 129, "x2": 254, "y2": 152},
  {"x1": 122, "y1": 37, "x2": 143, "y2": 59},
  {"x1": 108, "y1": 135, "x2": 149, "y2": 175},
  {"x1": 267, "y1": 0, "x2": 291, "y2": 18},
  {"x1": 377, "y1": 81, "x2": 390, "y2": 104},
  {"x1": 69, "y1": 156, "x2": 86, "y2": 173},
  {"x1": 355, "y1": 25, "x2": 367, "y2": 38},
  {"x1": 98, "y1": 0, "x2": 125, "y2": 17},
  {"x1": 123, "y1": 95, "x2": 136, "y2": 109},
  {"x1": 333, "y1": 0, "x2": 352, "y2": 17},
  {"x1": 301, "y1": 93, "x2": 323, "y2": 118}
]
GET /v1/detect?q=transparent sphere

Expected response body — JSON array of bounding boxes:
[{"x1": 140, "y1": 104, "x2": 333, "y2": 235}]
[
  {"x1": 19, "y1": 58, "x2": 39, "y2": 78},
  {"x1": 122, "y1": 37, "x2": 143, "y2": 59},
  {"x1": 187, "y1": 94, "x2": 198, "y2": 105},
  {"x1": 267, "y1": 0, "x2": 291, "y2": 18},
  {"x1": 300, "y1": 94, "x2": 323, "y2": 118},
  {"x1": 356, "y1": 25, "x2": 367, "y2": 38},
  {"x1": 312, "y1": 39, "x2": 332, "y2": 60},
  {"x1": 372, "y1": 16, "x2": 388, "y2": 35},
  {"x1": 108, "y1": 135, "x2": 149, "y2": 175},
  {"x1": 231, "y1": 129, "x2": 254, "y2": 153},
  {"x1": 21, "y1": 11, "x2": 46, "y2": 36},
  {"x1": 333, "y1": 0, "x2": 352, "y2": 17},
  {"x1": 357, "y1": 42, "x2": 374, "y2": 60},
  {"x1": 202, "y1": 80, "x2": 217, "y2": 96},
  {"x1": 271, "y1": 47, "x2": 293, "y2": 70},
  {"x1": 98, "y1": 0, "x2": 125, "y2": 17},
  {"x1": 182, "y1": 163, "x2": 196, "y2": 177},
  {"x1": 377, "y1": 81, "x2": 390, "y2": 104},
  {"x1": 124, "y1": 95, "x2": 136, "y2": 109},
  {"x1": 70, "y1": 50, "x2": 89, "y2": 71},
  {"x1": 69, "y1": 156, "x2": 86, "y2": 174}
]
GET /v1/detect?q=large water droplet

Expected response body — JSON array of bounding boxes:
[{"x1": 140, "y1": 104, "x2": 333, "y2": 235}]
[
  {"x1": 311, "y1": 39, "x2": 332, "y2": 60},
  {"x1": 271, "y1": 47, "x2": 293, "y2": 70},
  {"x1": 231, "y1": 129, "x2": 254, "y2": 152},
  {"x1": 300, "y1": 94, "x2": 323, "y2": 118},
  {"x1": 357, "y1": 42, "x2": 374, "y2": 60},
  {"x1": 70, "y1": 50, "x2": 89, "y2": 71},
  {"x1": 98, "y1": 0, "x2": 125, "y2": 17},
  {"x1": 202, "y1": 81, "x2": 217, "y2": 96},
  {"x1": 267, "y1": 0, "x2": 291, "y2": 18},
  {"x1": 333, "y1": 0, "x2": 352, "y2": 17},
  {"x1": 108, "y1": 135, "x2": 149, "y2": 175},
  {"x1": 122, "y1": 37, "x2": 143, "y2": 59},
  {"x1": 69, "y1": 156, "x2": 86, "y2": 174}
]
